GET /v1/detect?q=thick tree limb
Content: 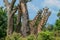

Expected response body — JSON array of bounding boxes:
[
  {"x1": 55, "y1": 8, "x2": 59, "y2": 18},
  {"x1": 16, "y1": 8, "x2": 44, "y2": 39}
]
[
  {"x1": 10, "y1": 6, "x2": 18, "y2": 17},
  {"x1": 12, "y1": 6, "x2": 18, "y2": 13},
  {"x1": 10, "y1": 0, "x2": 16, "y2": 9},
  {"x1": 4, "y1": 0, "x2": 10, "y2": 6}
]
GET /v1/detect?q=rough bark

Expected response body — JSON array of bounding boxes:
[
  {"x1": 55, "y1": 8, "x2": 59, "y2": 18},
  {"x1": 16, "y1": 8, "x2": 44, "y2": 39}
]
[
  {"x1": 4, "y1": 0, "x2": 17, "y2": 35},
  {"x1": 16, "y1": 4, "x2": 22, "y2": 33},
  {"x1": 20, "y1": 0, "x2": 30, "y2": 37},
  {"x1": 7, "y1": 7, "x2": 14, "y2": 35}
]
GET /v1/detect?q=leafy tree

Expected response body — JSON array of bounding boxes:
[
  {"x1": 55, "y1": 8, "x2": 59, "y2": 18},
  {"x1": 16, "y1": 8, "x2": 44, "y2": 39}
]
[
  {"x1": 20, "y1": 0, "x2": 31, "y2": 37},
  {"x1": 55, "y1": 10, "x2": 60, "y2": 30},
  {"x1": 0, "y1": 7, "x2": 17, "y2": 39},
  {"x1": 55, "y1": 19, "x2": 60, "y2": 30},
  {"x1": 53, "y1": 10, "x2": 60, "y2": 37},
  {"x1": 0, "y1": 7, "x2": 7, "y2": 39},
  {"x1": 46, "y1": 24, "x2": 53, "y2": 31}
]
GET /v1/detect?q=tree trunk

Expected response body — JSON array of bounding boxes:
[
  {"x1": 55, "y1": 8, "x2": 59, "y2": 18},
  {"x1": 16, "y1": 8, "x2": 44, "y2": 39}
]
[
  {"x1": 20, "y1": 1, "x2": 30, "y2": 37},
  {"x1": 4, "y1": 0, "x2": 17, "y2": 35},
  {"x1": 7, "y1": 7, "x2": 14, "y2": 35},
  {"x1": 16, "y1": 5, "x2": 22, "y2": 33}
]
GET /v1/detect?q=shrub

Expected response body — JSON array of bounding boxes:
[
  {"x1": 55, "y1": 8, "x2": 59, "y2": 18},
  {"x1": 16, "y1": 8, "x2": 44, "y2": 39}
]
[
  {"x1": 5, "y1": 31, "x2": 57, "y2": 40},
  {"x1": 27, "y1": 34, "x2": 36, "y2": 40},
  {"x1": 55, "y1": 37, "x2": 60, "y2": 40},
  {"x1": 37, "y1": 31, "x2": 55, "y2": 40},
  {"x1": 5, "y1": 32, "x2": 21, "y2": 40}
]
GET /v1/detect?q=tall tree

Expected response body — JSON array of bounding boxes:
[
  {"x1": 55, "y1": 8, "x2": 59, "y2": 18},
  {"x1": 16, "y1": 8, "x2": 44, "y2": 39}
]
[
  {"x1": 4, "y1": 0, "x2": 18, "y2": 35},
  {"x1": 55, "y1": 10, "x2": 60, "y2": 30},
  {"x1": 16, "y1": 3, "x2": 22, "y2": 33},
  {"x1": 20, "y1": 0, "x2": 31, "y2": 37},
  {"x1": 53, "y1": 10, "x2": 60, "y2": 36}
]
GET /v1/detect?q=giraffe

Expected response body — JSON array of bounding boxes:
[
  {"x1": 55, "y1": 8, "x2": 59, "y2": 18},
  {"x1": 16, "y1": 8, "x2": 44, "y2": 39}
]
[
  {"x1": 37, "y1": 7, "x2": 51, "y2": 33},
  {"x1": 29, "y1": 10, "x2": 42, "y2": 34},
  {"x1": 43, "y1": 11, "x2": 51, "y2": 26}
]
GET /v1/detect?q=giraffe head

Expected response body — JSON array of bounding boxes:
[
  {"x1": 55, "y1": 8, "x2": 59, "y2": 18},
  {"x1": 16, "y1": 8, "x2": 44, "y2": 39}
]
[{"x1": 43, "y1": 7, "x2": 49, "y2": 13}]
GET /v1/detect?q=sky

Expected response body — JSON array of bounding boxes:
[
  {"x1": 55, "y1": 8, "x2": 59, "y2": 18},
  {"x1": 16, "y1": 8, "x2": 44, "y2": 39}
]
[{"x1": 0, "y1": 0, "x2": 60, "y2": 25}]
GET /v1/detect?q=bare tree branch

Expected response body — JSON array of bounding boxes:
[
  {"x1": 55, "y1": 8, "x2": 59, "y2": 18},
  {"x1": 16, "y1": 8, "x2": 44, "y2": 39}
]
[
  {"x1": 4, "y1": 0, "x2": 10, "y2": 6},
  {"x1": 12, "y1": 6, "x2": 18, "y2": 13},
  {"x1": 10, "y1": 6, "x2": 18, "y2": 17},
  {"x1": 10, "y1": 0, "x2": 16, "y2": 9}
]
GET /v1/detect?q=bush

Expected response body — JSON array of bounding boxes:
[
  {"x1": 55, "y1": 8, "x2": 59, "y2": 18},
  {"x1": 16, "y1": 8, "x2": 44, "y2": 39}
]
[
  {"x1": 27, "y1": 34, "x2": 36, "y2": 40},
  {"x1": 37, "y1": 31, "x2": 55, "y2": 40},
  {"x1": 5, "y1": 33, "x2": 37, "y2": 40},
  {"x1": 5, "y1": 32, "x2": 21, "y2": 40},
  {"x1": 5, "y1": 31, "x2": 59, "y2": 40},
  {"x1": 55, "y1": 37, "x2": 60, "y2": 40}
]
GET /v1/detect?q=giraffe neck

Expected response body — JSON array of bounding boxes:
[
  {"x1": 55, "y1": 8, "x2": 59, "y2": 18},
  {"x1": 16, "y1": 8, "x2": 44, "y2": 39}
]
[{"x1": 37, "y1": 8, "x2": 51, "y2": 33}]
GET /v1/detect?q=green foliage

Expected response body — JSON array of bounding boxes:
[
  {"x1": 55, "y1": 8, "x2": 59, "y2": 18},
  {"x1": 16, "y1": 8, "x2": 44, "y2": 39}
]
[
  {"x1": 46, "y1": 24, "x2": 53, "y2": 31},
  {"x1": 13, "y1": 14, "x2": 17, "y2": 31},
  {"x1": 55, "y1": 10, "x2": 60, "y2": 30},
  {"x1": 53, "y1": 11, "x2": 60, "y2": 37},
  {"x1": 55, "y1": 37, "x2": 60, "y2": 40},
  {"x1": 0, "y1": 7, "x2": 17, "y2": 39},
  {"x1": 37, "y1": 31, "x2": 55, "y2": 40},
  {"x1": 27, "y1": 34, "x2": 36, "y2": 40},
  {"x1": 55, "y1": 19, "x2": 60, "y2": 30},
  {"x1": 0, "y1": 7, "x2": 7, "y2": 38},
  {"x1": 57, "y1": 10, "x2": 60, "y2": 19},
  {"x1": 5, "y1": 32, "x2": 21, "y2": 40},
  {"x1": 5, "y1": 31, "x2": 60, "y2": 40}
]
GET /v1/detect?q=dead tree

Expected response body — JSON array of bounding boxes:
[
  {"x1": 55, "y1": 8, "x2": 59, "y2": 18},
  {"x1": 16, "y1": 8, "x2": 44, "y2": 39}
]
[{"x1": 4, "y1": 0, "x2": 18, "y2": 35}]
